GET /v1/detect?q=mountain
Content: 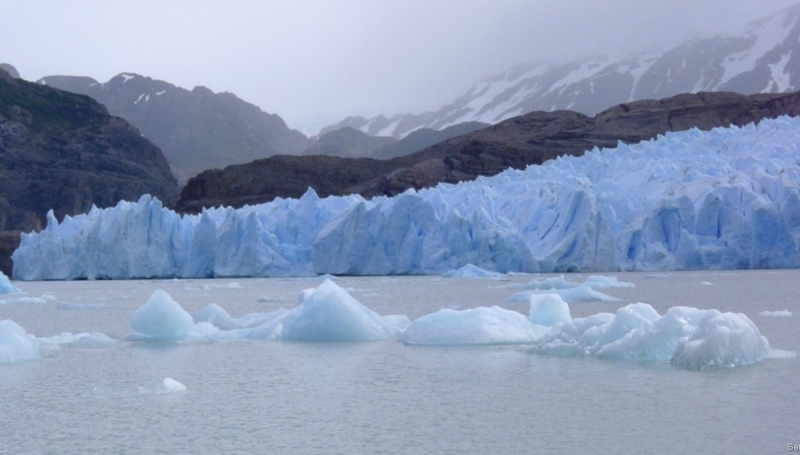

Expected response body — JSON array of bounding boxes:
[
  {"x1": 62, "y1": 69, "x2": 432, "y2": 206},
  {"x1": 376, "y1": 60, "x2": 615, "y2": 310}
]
[
  {"x1": 37, "y1": 73, "x2": 311, "y2": 182},
  {"x1": 369, "y1": 122, "x2": 488, "y2": 159},
  {"x1": 319, "y1": 4, "x2": 800, "y2": 139},
  {"x1": 303, "y1": 121, "x2": 489, "y2": 160},
  {"x1": 174, "y1": 90, "x2": 800, "y2": 213},
  {"x1": 0, "y1": 68, "x2": 179, "y2": 274},
  {"x1": 303, "y1": 127, "x2": 397, "y2": 158}
]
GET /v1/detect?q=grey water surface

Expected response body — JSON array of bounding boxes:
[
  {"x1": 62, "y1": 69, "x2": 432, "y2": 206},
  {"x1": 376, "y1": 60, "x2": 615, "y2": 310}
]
[{"x1": 1, "y1": 270, "x2": 798, "y2": 454}]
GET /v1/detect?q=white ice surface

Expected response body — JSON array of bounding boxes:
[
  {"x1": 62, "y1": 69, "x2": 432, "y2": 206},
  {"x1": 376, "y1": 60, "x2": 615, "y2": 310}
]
[{"x1": 401, "y1": 306, "x2": 546, "y2": 345}]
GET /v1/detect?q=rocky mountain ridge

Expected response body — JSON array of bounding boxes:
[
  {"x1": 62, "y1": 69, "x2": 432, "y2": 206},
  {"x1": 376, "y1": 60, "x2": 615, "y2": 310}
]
[
  {"x1": 0, "y1": 68, "x2": 179, "y2": 274},
  {"x1": 319, "y1": 4, "x2": 800, "y2": 139},
  {"x1": 38, "y1": 73, "x2": 311, "y2": 182},
  {"x1": 175, "y1": 90, "x2": 800, "y2": 213}
]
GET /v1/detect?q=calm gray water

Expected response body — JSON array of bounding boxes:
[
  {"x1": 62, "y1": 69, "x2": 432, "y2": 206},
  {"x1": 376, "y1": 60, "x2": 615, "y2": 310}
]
[{"x1": 1, "y1": 270, "x2": 798, "y2": 454}]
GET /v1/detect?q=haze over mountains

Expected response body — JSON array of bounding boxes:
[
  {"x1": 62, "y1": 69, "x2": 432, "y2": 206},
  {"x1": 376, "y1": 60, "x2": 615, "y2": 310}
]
[
  {"x1": 37, "y1": 73, "x2": 311, "y2": 182},
  {"x1": 319, "y1": 4, "x2": 800, "y2": 139}
]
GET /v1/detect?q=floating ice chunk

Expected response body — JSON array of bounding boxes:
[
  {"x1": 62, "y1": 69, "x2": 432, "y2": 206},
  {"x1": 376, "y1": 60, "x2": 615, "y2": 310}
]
[
  {"x1": 140, "y1": 377, "x2": 187, "y2": 394},
  {"x1": 509, "y1": 275, "x2": 579, "y2": 290},
  {"x1": 442, "y1": 264, "x2": 504, "y2": 277},
  {"x1": 759, "y1": 310, "x2": 792, "y2": 317},
  {"x1": 130, "y1": 290, "x2": 194, "y2": 339},
  {"x1": 507, "y1": 285, "x2": 620, "y2": 303},
  {"x1": 767, "y1": 349, "x2": 796, "y2": 359},
  {"x1": 58, "y1": 302, "x2": 112, "y2": 310},
  {"x1": 532, "y1": 303, "x2": 771, "y2": 368},
  {"x1": 644, "y1": 274, "x2": 670, "y2": 279},
  {"x1": 583, "y1": 275, "x2": 635, "y2": 289},
  {"x1": 0, "y1": 271, "x2": 20, "y2": 294},
  {"x1": 277, "y1": 280, "x2": 400, "y2": 341},
  {"x1": 401, "y1": 306, "x2": 545, "y2": 345},
  {"x1": 529, "y1": 294, "x2": 571, "y2": 327},
  {"x1": 0, "y1": 320, "x2": 39, "y2": 363},
  {"x1": 192, "y1": 304, "x2": 241, "y2": 330},
  {"x1": 700, "y1": 281, "x2": 713, "y2": 286},
  {"x1": 671, "y1": 310, "x2": 770, "y2": 369},
  {"x1": 510, "y1": 275, "x2": 633, "y2": 291},
  {"x1": 257, "y1": 296, "x2": 286, "y2": 303},
  {"x1": 595, "y1": 306, "x2": 707, "y2": 361},
  {"x1": 37, "y1": 332, "x2": 116, "y2": 349},
  {"x1": 0, "y1": 296, "x2": 50, "y2": 305},
  {"x1": 212, "y1": 309, "x2": 290, "y2": 340}
]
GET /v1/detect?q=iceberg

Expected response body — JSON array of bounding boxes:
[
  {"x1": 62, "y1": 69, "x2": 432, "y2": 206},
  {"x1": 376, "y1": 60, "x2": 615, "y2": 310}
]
[
  {"x1": 401, "y1": 306, "x2": 545, "y2": 345},
  {"x1": 130, "y1": 290, "x2": 194, "y2": 340},
  {"x1": 12, "y1": 116, "x2": 800, "y2": 280},
  {"x1": 277, "y1": 279, "x2": 401, "y2": 341},
  {"x1": 0, "y1": 271, "x2": 19, "y2": 294},
  {"x1": 532, "y1": 303, "x2": 770, "y2": 368},
  {"x1": 0, "y1": 319, "x2": 39, "y2": 363}
]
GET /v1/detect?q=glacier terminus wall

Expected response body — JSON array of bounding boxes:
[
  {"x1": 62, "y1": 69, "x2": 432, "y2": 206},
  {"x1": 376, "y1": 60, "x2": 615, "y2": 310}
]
[{"x1": 12, "y1": 116, "x2": 800, "y2": 280}]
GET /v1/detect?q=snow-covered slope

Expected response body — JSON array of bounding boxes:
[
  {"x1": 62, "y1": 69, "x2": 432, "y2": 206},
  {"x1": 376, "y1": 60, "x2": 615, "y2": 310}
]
[
  {"x1": 319, "y1": 5, "x2": 800, "y2": 139},
  {"x1": 12, "y1": 115, "x2": 800, "y2": 279}
]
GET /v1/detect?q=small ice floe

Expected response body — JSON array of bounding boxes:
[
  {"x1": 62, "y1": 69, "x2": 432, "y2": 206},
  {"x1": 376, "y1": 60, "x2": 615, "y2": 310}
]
[
  {"x1": 759, "y1": 310, "x2": 793, "y2": 317},
  {"x1": 442, "y1": 264, "x2": 504, "y2": 278},
  {"x1": 257, "y1": 296, "x2": 286, "y2": 303},
  {"x1": 644, "y1": 273, "x2": 670, "y2": 279},
  {"x1": 0, "y1": 292, "x2": 56, "y2": 305},
  {"x1": 37, "y1": 332, "x2": 116, "y2": 349},
  {"x1": 506, "y1": 286, "x2": 619, "y2": 304},
  {"x1": 185, "y1": 282, "x2": 243, "y2": 291},
  {"x1": 700, "y1": 281, "x2": 713, "y2": 286},
  {"x1": 139, "y1": 377, "x2": 187, "y2": 394},
  {"x1": 58, "y1": 302, "x2": 113, "y2": 310}
]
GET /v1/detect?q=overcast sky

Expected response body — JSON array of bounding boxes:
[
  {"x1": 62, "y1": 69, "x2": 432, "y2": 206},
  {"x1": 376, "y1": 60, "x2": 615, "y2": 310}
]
[{"x1": 2, "y1": 0, "x2": 799, "y2": 133}]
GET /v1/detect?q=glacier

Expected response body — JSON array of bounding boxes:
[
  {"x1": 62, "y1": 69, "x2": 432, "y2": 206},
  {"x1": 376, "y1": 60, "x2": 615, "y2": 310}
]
[{"x1": 12, "y1": 115, "x2": 800, "y2": 280}]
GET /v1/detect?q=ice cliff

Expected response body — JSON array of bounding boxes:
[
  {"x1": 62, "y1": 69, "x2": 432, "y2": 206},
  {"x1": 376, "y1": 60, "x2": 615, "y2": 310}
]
[{"x1": 12, "y1": 116, "x2": 800, "y2": 280}]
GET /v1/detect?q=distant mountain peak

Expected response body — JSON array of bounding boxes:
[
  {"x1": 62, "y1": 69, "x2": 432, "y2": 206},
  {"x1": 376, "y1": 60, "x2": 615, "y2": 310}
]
[{"x1": 318, "y1": 3, "x2": 800, "y2": 139}]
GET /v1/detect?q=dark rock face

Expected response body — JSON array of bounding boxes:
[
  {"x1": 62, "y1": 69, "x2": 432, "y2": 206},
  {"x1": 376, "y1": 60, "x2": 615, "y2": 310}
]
[
  {"x1": 175, "y1": 91, "x2": 800, "y2": 213},
  {"x1": 0, "y1": 69, "x2": 179, "y2": 274},
  {"x1": 176, "y1": 155, "x2": 400, "y2": 213},
  {"x1": 303, "y1": 127, "x2": 397, "y2": 158},
  {"x1": 370, "y1": 122, "x2": 489, "y2": 160},
  {"x1": 38, "y1": 73, "x2": 311, "y2": 182}
]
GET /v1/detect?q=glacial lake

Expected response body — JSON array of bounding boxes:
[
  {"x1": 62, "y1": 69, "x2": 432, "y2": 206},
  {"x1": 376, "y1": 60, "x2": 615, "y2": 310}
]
[{"x1": 1, "y1": 270, "x2": 798, "y2": 454}]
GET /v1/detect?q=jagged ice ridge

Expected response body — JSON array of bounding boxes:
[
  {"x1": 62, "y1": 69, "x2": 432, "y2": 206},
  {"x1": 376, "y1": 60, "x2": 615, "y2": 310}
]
[{"x1": 12, "y1": 116, "x2": 800, "y2": 280}]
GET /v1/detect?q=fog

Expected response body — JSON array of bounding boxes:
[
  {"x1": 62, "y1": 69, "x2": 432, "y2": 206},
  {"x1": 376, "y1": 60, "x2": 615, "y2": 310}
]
[{"x1": 2, "y1": 0, "x2": 798, "y2": 132}]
